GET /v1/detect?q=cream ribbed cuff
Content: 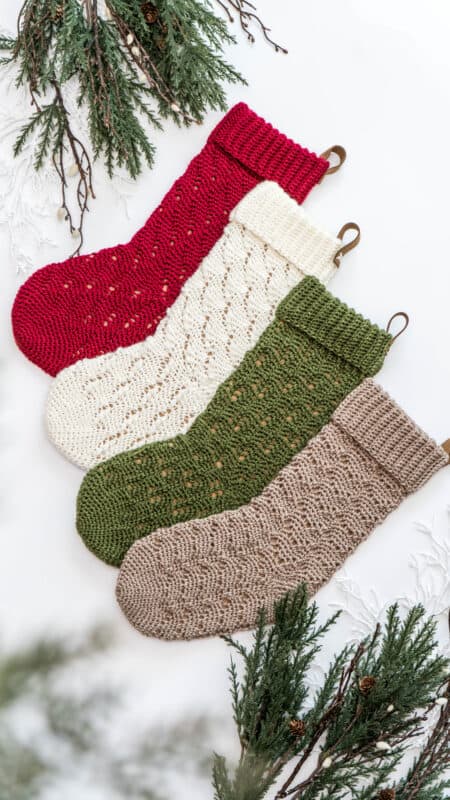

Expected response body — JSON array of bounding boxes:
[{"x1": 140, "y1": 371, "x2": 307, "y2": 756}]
[{"x1": 231, "y1": 181, "x2": 340, "y2": 284}]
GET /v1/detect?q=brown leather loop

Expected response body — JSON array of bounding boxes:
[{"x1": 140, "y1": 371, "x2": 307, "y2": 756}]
[
  {"x1": 441, "y1": 438, "x2": 450, "y2": 461},
  {"x1": 386, "y1": 311, "x2": 410, "y2": 343},
  {"x1": 333, "y1": 222, "x2": 361, "y2": 266},
  {"x1": 320, "y1": 145, "x2": 347, "y2": 177}
]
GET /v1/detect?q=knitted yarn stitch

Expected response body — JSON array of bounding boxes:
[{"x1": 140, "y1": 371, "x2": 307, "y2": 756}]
[
  {"x1": 46, "y1": 181, "x2": 344, "y2": 470},
  {"x1": 116, "y1": 380, "x2": 448, "y2": 639},
  {"x1": 12, "y1": 103, "x2": 330, "y2": 376},
  {"x1": 76, "y1": 278, "x2": 392, "y2": 566}
]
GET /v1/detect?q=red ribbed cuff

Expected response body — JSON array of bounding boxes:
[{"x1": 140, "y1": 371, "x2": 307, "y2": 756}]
[{"x1": 209, "y1": 103, "x2": 328, "y2": 203}]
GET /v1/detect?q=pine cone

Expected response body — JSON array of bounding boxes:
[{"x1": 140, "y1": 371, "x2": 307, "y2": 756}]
[
  {"x1": 53, "y1": 3, "x2": 64, "y2": 20},
  {"x1": 141, "y1": 2, "x2": 158, "y2": 24},
  {"x1": 359, "y1": 675, "x2": 376, "y2": 695},
  {"x1": 378, "y1": 790, "x2": 395, "y2": 800},
  {"x1": 289, "y1": 719, "x2": 306, "y2": 737}
]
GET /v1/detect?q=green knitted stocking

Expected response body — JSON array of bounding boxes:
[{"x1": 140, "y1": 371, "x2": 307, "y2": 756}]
[{"x1": 77, "y1": 276, "x2": 392, "y2": 566}]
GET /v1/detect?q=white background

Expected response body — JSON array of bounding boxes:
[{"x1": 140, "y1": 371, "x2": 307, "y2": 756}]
[{"x1": 1, "y1": 1, "x2": 450, "y2": 796}]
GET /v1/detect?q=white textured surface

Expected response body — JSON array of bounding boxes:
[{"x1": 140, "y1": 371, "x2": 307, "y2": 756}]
[
  {"x1": 1, "y1": 0, "x2": 450, "y2": 795},
  {"x1": 46, "y1": 182, "x2": 340, "y2": 470}
]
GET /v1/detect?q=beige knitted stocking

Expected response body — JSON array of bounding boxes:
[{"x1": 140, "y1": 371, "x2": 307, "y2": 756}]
[{"x1": 116, "y1": 379, "x2": 449, "y2": 640}]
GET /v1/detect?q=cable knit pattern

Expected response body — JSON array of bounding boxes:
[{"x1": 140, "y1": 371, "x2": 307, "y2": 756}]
[
  {"x1": 46, "y1": 182, "x2": 343, "y2": 470},
  {"x1": 116, "y1": 380, "x2": 448, "y2": 640},
  {"x1": 76, "y1": 279, "x2": 392, "y2": 566},
  {"x1": 11, "y1": 103, "x2": 329, "y2": 376}
]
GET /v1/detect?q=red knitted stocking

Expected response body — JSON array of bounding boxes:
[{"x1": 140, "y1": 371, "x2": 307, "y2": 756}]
[{"x1": 12, "y1": 103, "x2": 337, "y2": 376}]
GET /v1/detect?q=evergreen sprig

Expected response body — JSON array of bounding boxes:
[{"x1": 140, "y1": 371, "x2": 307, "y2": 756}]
[
  {"x1": 395, "y1": 678, "x2": 450, "y2": 800},
  {"x1": 0, "y1": 627, "x2": 111, "y2": 799},
  {"x1": 0, "y1": 0, "x2": 284, "y2": 255},
  {"x1": 213, "y1": 585, "x2": 450, "y2": 800},
  {"x1": 0, "y1": 627, "x2": 214, "y2": 799}
]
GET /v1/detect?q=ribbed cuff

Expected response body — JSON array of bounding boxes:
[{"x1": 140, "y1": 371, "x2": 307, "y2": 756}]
[
  {"x1": 209, "y1": 103, "x2": 328, "y2": 203},
  {"x1": 230, "y1": 182, "x2": 340, "y2": 285},
  {"x1": 277, "y1": 277, "x2": 392, "y2": 376},
  {"x1": 333, "y1": 380, "x2": 448, "y2": 493}
]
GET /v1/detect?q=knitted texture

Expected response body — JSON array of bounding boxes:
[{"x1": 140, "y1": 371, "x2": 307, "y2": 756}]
[
  {"x1": 46, "y1": 181, "x2": 343, "y2": 470},
  {"x1": 12, "y1": 103, "x2": 329, "y2": 376},
  {"x1": 76, "y1": 278, "x2": 392, "y2": 566},
  {"x1": 116, "y1": 380, "x2": 448, "y2": 640}
]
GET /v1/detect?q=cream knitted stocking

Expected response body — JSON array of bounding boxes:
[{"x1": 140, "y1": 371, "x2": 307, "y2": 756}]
[
  {"x1": 116, "y1": 380, "x2": 449, "y2": 640},
  {"x1": 46, "y1": 182, "x2": 348, "y2": 470}
]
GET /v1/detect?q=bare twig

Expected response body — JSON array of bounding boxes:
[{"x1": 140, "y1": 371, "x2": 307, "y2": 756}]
[
  {"x1": 215, "y1": 0, "x2": 287, "y2": 53},
  {"x1": 52, "y1": 80, "x2": 94, "y2": 256}
]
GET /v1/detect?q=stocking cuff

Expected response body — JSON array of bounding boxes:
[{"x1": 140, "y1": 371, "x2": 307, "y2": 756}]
[
  {"x1": 277, "y1": 277, "x2": 392, "y2": 376},
  {"x1": 231, "y1": 182, "x2": 340, "y2": 285},
  {"x1": 209, "y1": 103, "x2": 328, "y2": 203},
  {"x1": 333, "y1": 380, "x2": 448, "y2": 493}
]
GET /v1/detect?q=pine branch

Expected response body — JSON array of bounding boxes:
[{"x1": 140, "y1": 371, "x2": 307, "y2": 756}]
[
  {"x1": 215, "y1": 586, "x2": 344, "y2": 800},
  {"x1": 396, "y1": 680, "x2": 450, "y2": 800},
  {"x1": 0, "y1": 35, "x2": 15, "y2": 64},
  {"x1": 0, "y1": 0, "x2": 283, "y2": 251},
  {"x1": 212, "y1": 586, "x2": 450, "y2": 800},
  {"x1": 0, "y1": 627, "x2": 214, "y2": 799},
  {"x1": 0, "y1": 626, "x2": 109, "y2": 709},
  {"x1": 276, "y1": 636, "x2": 373, "y2": 799},
  {"x1": 104, "y1": 0, "x2": 197, "y2": 123}
]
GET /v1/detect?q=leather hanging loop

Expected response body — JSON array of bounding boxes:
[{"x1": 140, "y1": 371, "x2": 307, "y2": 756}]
[
  {"x1": 386, "y1": 311, "x2": 410, "y2": 343},
  {"x1": 440, "y1": 438, "x2": 450, "y2": 461},
  {"x1": 320, "y1": 145, "x2": 347, "y2": 178},
  {"x1": 333, "y1": 222, "x2": 361, "y2": 267}
]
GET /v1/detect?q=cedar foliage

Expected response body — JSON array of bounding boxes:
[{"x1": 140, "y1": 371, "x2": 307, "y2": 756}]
[
  {"x1": 0, "y1": 627, "x2": 213, "y2": 799},
  {"x1": 0, "y1": 0, "x2": 283, "y2": 252},
  {"x1": 213, "y1": 585, "x2": 450, "y2": 800}
]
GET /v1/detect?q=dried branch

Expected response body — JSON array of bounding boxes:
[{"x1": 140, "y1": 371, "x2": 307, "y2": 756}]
[
  {"x1": 52, "y1": 79, "x2": 94, "y2": 255},
  {"x1": 215, "y1": 0, "x2": 288, "y2": 53}
]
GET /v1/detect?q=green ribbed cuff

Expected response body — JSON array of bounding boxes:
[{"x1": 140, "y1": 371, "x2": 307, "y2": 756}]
[{"x1": 277, "y1": 276, "x2": 392, "y2": 376}]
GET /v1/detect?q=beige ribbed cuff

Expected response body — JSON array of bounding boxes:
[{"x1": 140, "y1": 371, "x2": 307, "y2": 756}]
[{"x1": 333, "y1": 379, "x2": 449, "y2": 493}]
